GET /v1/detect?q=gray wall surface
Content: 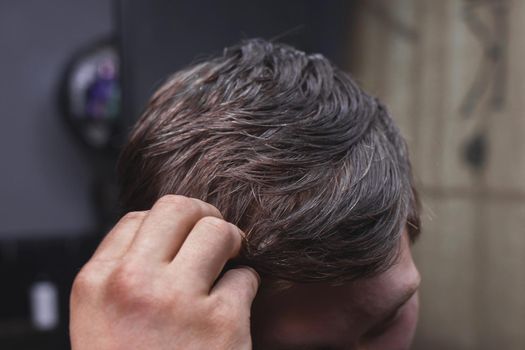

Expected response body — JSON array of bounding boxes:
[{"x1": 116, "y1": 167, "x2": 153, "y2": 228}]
[{"x1": 0, "y1": 1, "x2": 112, "y2": 237}]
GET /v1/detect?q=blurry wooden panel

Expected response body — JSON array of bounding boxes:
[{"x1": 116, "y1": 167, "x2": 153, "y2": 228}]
[
  {"x1": 374, "y1": 0, "x2": 418, "y2": 151},
  {"x1": 411, "y1": 0, "x2": 450, "y2": 189},
  {"x1": 484, "y1": 0, "x2": 525, "y2": 193},
  {"x1": 351, "y1": 0, "x2": 492, "y2": 190},
  {"x1": 351, "y1": 0, "x2": 419, "y2": 155},
  {"x1": 477, "y1": 201, "x2": 525, "y2": 349},
  {"x1": 437, "y1": 0, "x2": 483, "y2": 191},
  {"x1": 351, "y1": 0, "x2": 391, "y2": 97},
  {"x1": 412, "y1": 197, "x2": 479, "y2": 350}
]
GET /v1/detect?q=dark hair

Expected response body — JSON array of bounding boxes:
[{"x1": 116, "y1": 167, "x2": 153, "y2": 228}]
[{"x1": 118, "y1": 39, "x2": 420, "y2": 283}]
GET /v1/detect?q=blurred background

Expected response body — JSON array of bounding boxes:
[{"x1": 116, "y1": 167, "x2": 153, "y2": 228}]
[{"x1": 0, "y1": 0, "x2": 523, "y2": 349}]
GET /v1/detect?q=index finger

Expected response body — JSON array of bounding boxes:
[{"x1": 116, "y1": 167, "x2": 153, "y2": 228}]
[{"x1": 126, "y1": 195, "x2": 223, "y2": 263}]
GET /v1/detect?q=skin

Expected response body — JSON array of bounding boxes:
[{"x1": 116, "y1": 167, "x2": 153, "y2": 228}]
[
  {"x1": 70, "y1": 195, "x2": 259, "y2": 350},
  {"x1": 251, "y1": 234, "x2": 420, "y2": 350},
  {"x1": 70, "y1": 195, "x2": 419, "y2": 350}
]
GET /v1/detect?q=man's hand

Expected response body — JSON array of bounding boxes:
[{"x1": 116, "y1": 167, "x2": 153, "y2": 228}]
[{"x1": 70, "y1": 195, "x2": 260, "y2": 350}]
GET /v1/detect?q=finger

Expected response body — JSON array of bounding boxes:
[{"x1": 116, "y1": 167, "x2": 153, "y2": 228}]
[
  {"x1": 91, "y1": 211, "x2": 147, "y2": 261},
  {"x1": 171, "y1": 216, "x2": 243, "y2": 293},
  {"x1": 211, "y1": 267, "x2": 260, "y2": 309},
  {"x1": 127, "y1": 195, "x2": 223, "y2": 263}
]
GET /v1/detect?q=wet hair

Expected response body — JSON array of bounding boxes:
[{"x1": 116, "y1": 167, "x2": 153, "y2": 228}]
[{"x1": 118, "y1": 38, "x2": 420, "y2": 283}]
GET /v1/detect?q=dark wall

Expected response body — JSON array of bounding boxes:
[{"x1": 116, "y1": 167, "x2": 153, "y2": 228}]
[
  {"x1": 0, "y1": 0, "x2": 113, "y2": 238},
  {"x1": 117, "y1": 0, "x2": 353, "y2": 128}
]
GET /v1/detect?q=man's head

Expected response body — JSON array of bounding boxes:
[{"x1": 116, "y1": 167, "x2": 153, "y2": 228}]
[{"x1": 118, "y1": 39, "x2": 421, "y2": 348}]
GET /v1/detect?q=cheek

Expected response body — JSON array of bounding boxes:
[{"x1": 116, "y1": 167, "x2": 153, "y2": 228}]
[{"x1": 366, "y1": 293, "x2": 420, "y2": 350}]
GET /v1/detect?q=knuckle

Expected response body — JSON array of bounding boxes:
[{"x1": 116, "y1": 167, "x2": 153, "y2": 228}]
[
  {"x1": 71, "y1": 265, "x2": 101, "y2": 298},
  {"x1": 156, "y1": 194, "x2": 223, "y2": 218},
  {"x1": 122, "y1": 210, "x2": 147, "y2": 220},
  {"x1": 198, "y1": 216, "x2": 231, "y2": 232},
  {"x1": 110, "y1": 261, "x2": 144, "y2": 290},
  {"x1": 157, "y1": 194, "x2": 190, "y2": 207},
  {"x1": 197, "y1": 217, "x2": 240, "y2": 248},
  {"x1": 106, "y1": 263, "x2": 192, "y2": 313},
  {"x1": 196, "y1": 200, "x2": 222, "y2": 218},
  {"x1": 157, "y1": 194, "x2": 203, "y2": 215},
  {"x1": 120, "y1": 210, "x2": 147, "y2": 223},
  {"x1": 106, "y1": 262, "x2": 151, "y2": 305}
]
